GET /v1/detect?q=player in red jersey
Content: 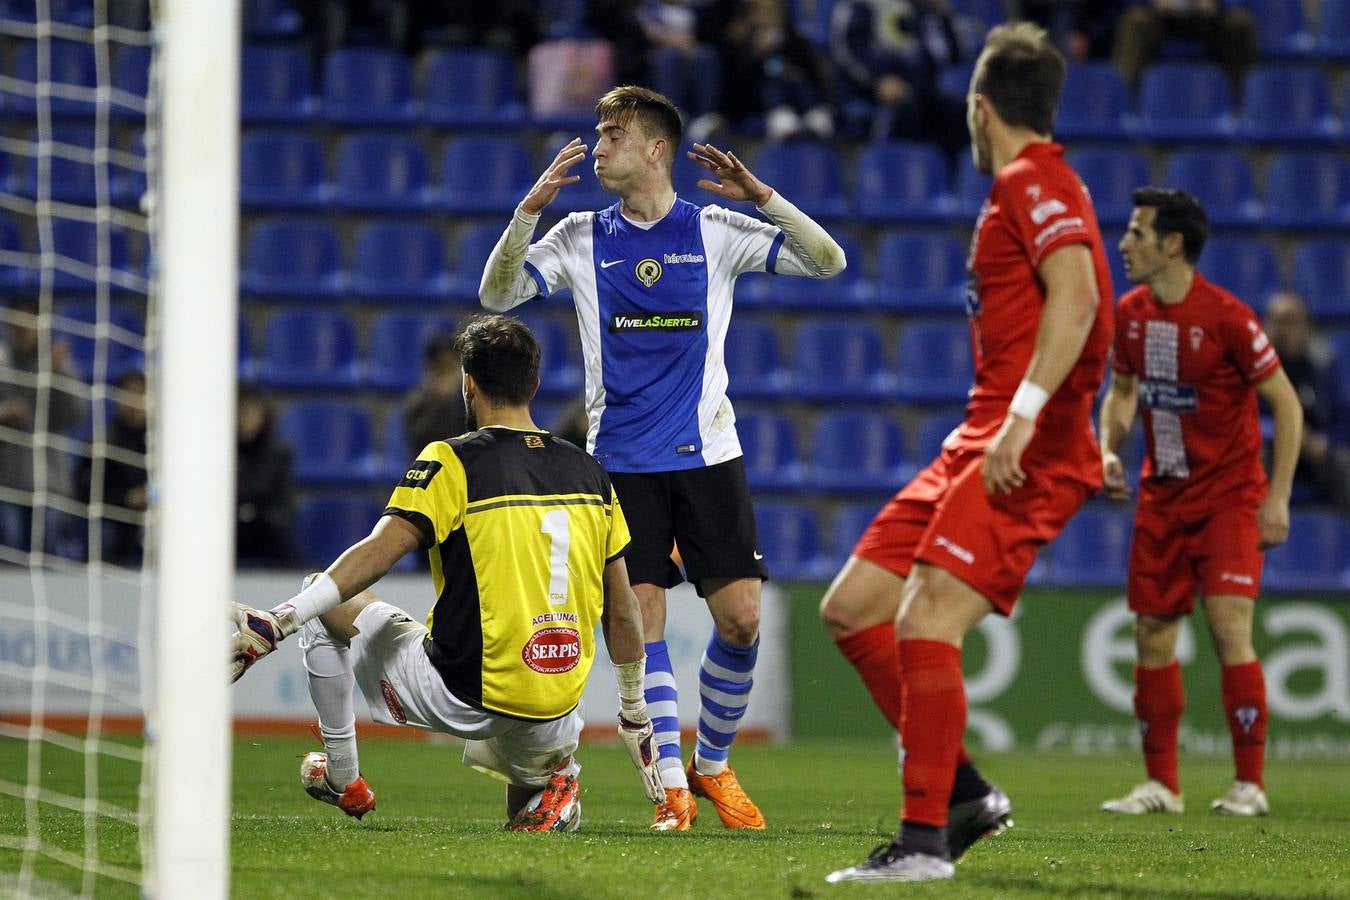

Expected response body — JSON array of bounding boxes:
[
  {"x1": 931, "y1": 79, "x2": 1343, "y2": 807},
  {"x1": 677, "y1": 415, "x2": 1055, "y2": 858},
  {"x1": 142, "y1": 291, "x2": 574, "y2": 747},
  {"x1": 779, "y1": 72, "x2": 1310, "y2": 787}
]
[
  {"x1": 1099, "y1": 189, "x2": 1302, "y2": 818},
  {"x1": 823, "y1": 22, "x2": 1114, "y2": 883}
]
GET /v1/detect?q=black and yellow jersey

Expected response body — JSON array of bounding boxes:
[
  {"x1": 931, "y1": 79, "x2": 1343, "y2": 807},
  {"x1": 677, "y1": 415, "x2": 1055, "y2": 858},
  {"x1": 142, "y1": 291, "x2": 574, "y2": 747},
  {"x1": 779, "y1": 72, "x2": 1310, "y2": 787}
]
[{"x1": 383, "y1": 426, "x2": 629, "y2": 721}]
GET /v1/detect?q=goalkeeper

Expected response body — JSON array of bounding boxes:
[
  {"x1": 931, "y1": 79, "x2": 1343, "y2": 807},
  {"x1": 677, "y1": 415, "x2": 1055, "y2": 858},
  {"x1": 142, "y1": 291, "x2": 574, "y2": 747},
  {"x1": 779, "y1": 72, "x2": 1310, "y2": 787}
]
[{"x1": 230, "y1": 314, "x2": 662, "y2": 832}]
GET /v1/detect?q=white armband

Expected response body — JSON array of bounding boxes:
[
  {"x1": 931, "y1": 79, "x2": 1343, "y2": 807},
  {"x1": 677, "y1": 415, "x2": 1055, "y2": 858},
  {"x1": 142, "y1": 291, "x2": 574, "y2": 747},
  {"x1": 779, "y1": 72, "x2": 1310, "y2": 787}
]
[{"x1": 1009, "y1": 380, "x2": 1050, "y2": 422}]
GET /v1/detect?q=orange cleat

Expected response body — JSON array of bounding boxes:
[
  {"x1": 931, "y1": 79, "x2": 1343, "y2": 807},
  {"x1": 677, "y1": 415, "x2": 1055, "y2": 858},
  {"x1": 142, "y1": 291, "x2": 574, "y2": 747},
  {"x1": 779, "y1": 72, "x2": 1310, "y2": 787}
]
[
  {"x1": 508, "y1": 771, "x2": 581, "y2": 832},
  {"x1": 685, "y1": 760, "x2": 765, "y2": 830},
  {"x1": 300, "y1": 752, "x2": 376, "y2": 819},
  {"x1": 651, "y1": 787, "x2": 698, "y2": 831}
]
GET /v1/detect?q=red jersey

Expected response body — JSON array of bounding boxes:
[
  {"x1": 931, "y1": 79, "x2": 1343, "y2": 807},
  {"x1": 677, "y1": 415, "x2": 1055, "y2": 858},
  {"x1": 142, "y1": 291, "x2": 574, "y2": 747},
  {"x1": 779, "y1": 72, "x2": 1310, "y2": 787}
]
[
  {"x1": 959, "y1": 142, "x2": 1115, "y2": 486},
  {"x1": 1113, "y1": 273, "x2": 1281, "y2": 518}
]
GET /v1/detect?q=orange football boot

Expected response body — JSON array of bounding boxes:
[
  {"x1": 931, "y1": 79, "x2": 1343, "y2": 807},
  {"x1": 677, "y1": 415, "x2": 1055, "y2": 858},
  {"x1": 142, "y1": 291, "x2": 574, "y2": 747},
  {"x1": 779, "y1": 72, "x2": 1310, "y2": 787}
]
[
  {"x1": 686, "y1": 759, "x2": 764, "y2": 829},
  {"x1": 651, "y1": 787, "x2": 698, "y2": 831}
]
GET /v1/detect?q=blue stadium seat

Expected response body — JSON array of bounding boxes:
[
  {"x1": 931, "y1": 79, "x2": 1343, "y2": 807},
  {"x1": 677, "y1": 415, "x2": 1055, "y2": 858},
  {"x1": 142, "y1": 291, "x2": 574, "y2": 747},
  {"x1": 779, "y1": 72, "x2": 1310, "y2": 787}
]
[
  {"x1": 0, "y1": 215, "x2": 29, "y2": 290},
  {"x1": 953, "y1": 154, "x2": 992, "y2": 219},
  {"x1": 239, "y1": 45, "x2": 317, "y2": 123},
  {"x1": 950, "y1": 0, "x2": 1004, "y2": 29},
  {"x1": 238, "y1": 316, "x2": 256, "y2": 382},
  {"x1": 1244, "y1": 0, "x2": 1317, "y2": 57},
  {"x1": 809, "y1": 411, "x2": 914, "y2": 495},
  {"x1": 1329, "y1": 330, "x2": 1350, "y2": 441},
  {"x1": 1291, "y1": 240, "x2": 1350, "y2": 322},
  {"x1": 351, "y1": 221, "x2": 452, "y2": 303},
  {"x1": 1137, "y1": 63, "x2": 1236, "y2": 141},
  {"x1": 736, "y1": 409, "x2": 805, "y2": 493},
  {"x1": 366, "y1": 312, "x2": 458, "y2": 391},
  {"x1": 240, "y1": 219, "x2": 345, "y2": 298},
  {"x1": 914, "y1": 409, "x2": 965, "y2": 464},
  {"x1": 322, "y1": 48, "x2": 416, "y2": 125},
  {"x1": 752, "y1": 140, "x2": 849, "y2": 220},
  {"x1": 792, "y1": 321, "x2": 894, "y2": 401},
  {"x1": 1318, "y1": 0, "x2": 1350, "y2": 58},
  {"x1": 1056, "y1": 62, "x2": 1133, "y2": 141},
  {"x1": 421, "y1": 48, "x2": 524, "y2": 128},
  {"x1": 1263, "y1": 511, "x2": 1350, "y2": 591},
  {"x1": 239, "y1": 130, "x2": 330, "y2": 210},
  {"x1": 724, "y1": 320, "x2": 791, "y2": 400},
  {"x1": 1196, "y1": 238, "x2": 1281, "y2": 311},
  {"x1": 1045, "y1": 504, "x2": 1132, "y2": 588},
  {"x1": 855, "y1": 141, "x2": 954, "y2": 224},
  {"x1": 450, "y1": 222, "x2": 506, "y2": 300},
  {"x1": 895, "y1": 320, "x2": 973, "y2": 405},
  {"x1": 1161, "y1": 149, "x2": 1261, "y2": 228},
  {"x1": 525, "y1": 316, "x2": 583, "y2": 398},
  {"x1": 243, "y1": 0, "x2": 302, "y2": 39},
  {"x1": 53, "y1": 302, "x2": 144, "y2": 382},
  {"x1": 14, "y1": 125, "x2": 93, "y2": 204},
  {"x1": 737, "y1": 231, "x2": 871, "y2": 310},
  {"x1": 292, "y1": 495, "x2": 384, "y2": 567},
  {"x1": 112, "y1": 44, "x2": 150, "y2": 119},
  {"x1": 333, "y1": 134, "x2": 433, "y2": 212},
  {"x1": 7, "y1": 39, "x2": 96, "y2": 117},
  {"x1": 381, "y1": 409, "x2": 411, "y2": 479},
  {"x1": 257, "y1": 310, "x2": 362, "y2": 389},
  {"x1": 1265, "y1": 153, "x2": 1350, "y2": 230},
  {"x1": 50, "y1": 219, "x2": 138, "y2": 294},
  {"x1": 828, "y1": 502, "x2": 881, "y2": 569},
  {"x1": 754, "y1": 501, "x2": 834, "y2": 581},
  {"x1": 1066, "y1": 148, "x2": 1151, "y2": 225},
  {"x1": 873, "y1": 231, "x2": 967, "y2": 315},
  {"x1": 1240, "y1": 66, "x2": 1340, "y2": 144},
  {"x1": 0, "y1": 0, "x2": 92, "y2": 24},
  {"x1": 441, "y1": 135, "x2": 534, "y2": 216}
]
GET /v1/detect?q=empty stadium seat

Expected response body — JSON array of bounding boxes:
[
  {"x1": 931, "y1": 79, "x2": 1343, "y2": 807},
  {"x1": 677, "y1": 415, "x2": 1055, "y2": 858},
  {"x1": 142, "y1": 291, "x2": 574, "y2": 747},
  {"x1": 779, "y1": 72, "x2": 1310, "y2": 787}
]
[
  {"x1": 450, "y1": 222, "x2": 507, "y2": 300},
  {"x1": 52, "y1": 302, "x2": 145, "y2": 382},
  {"x1": 752, "y1": 140, "x2": 849, "y2": 220},
  {"x1": 1291, "y1": 240, "x2": 1350, "y2": 322},
  {"x1": 239, "y1": 45, "x2": 317, "y2": 122},
  {"x1": 1045, "y1": 504, "x2": 1132, "y2": 587},
  {"x1": 1318, "y1": 0, "x2": 1350, "y2": 58},
  {"x1": 1196, "y1": 238, "x2": 1282, "y2": 310},
  {"x1": 243, "y1": 0, "x2": 302, "y2": 39},
  {"x1": 366, "y1": 312, "x2": 458, "y2": 391},
  {"x1": 1263, "y1": 511, "x2": 1350, "y2": 591},
  {"x1": 736, "y1": 409, "x2": 805, "y2": 492},
  {"x1": 240, "y1": 219, "x2": 345, "y2": 297},
  {"x1": 1137, "y1": 63, "x2": 1236, "y2": 141},
  {"x1": 792, "y1": 321, "x2": 894, "y2": 401},
  {"x1": 239, "y1": 130, "x2": 330, "y2": 209},
  {"x1": 724, "y1": 320, "x2": 791, "y2": 400},
  {"x1": 14, "y1": 125, "x2": 94, "y2": 204},
  {"x1": 0, "y1": 215, "x2": 29, "y2": 290},
  {"x1": 914, "y1": 409, "x2": 965, "y2": 464},
  {"x1": 855, "y1": 141, "x2": 954, "y2": 223},
  {"x1": 1245, "y1": 0, "x2": 1317, "y2": 57},
  {"x1": 421, "y1": 48, "x2": 525, "y2": 128},
  {"x1": 895, "y1": 320, "x2": 973, "y2": 405},
  {"x1": 953, "y1": 153, "x2": 992, "y2": 218},
  {"x1": 1240, "y1": 66, "x2": 1340, "y2": 143},
  {"x1": 333, "y1": 134, "x2": 433, "y2": 211},
  {"x1": 828, "y1": 502, "x2": 881, "y2": 569},
  {"x1": 238, "y1": 316, "x2": 256, "y2": 382},
  {"x1": 1055, "y1": 62, "x2": 1133, "y2": 141},
  {"x1": 441, "y1": 135, "x2": 535, "y2": 216},
  {"x1": 754, "y1": 501, "x2": 834, "y2": 581},
  {"x1": 1265, "y1": 152, "x2": 1350, "y2": 229},
  {"x1": 737, "y1": 231, "x2": 871, "y2": 310},
  {"x1": 279, "y1": 402, "x2": 380, "y2": 486},
  {"x1": 809, "y1": 410, "x2": 914, "y2": 495},
  {"x1": 381, "y1": 409, "x2": 411, "y2": 478},
  {"x1": 351, "y1": 221, "x2": 452, "y2": 302},
  {"x1": 1161, "y1": 149, "x2": 1261, "y2": 228},
  {"x1": 111, "y1": 44, "x2": 150, "y2": 119},
  {"x1": 525, "y1": 315, "x2": 583, "y2": 398},
  {"x1": 7, "y1": 39, "x2": 96, "y2": 117},
  {"x1": 50, "y1": 219, "x2": 138, "y2": 294},
  {"x1": 292, "y1": 495, "x2": 384, "y2": 567},
  {"x1": 873, "y1": 231, "x2": 967, "y2": 315},
  {"x1": 257, "y1": 310, "x2": 361, "y2": 389},
  {"x1": 322, "y1": 47, "x2": 416, "y2": 125},
  {"x1": 1067, "y1": 148, "x2": 1150, "y2": 224}
]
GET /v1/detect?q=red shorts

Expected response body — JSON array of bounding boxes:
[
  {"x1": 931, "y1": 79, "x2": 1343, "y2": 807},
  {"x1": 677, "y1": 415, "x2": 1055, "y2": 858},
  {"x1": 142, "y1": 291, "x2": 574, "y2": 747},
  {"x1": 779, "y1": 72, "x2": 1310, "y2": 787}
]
[
  {"x1": 854, "y1": 446, "x2": 1093, "y2": 615},
  {"x1": 1127, "y1": 504, "x2": 1263, "y2": 617}
]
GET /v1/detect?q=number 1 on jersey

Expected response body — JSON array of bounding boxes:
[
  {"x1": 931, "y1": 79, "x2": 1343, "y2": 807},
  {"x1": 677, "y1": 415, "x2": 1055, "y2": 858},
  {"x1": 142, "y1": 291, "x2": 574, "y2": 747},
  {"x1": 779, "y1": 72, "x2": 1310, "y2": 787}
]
[{"x1": 540, "y1": 510, "x2": 571, "y2": 606}]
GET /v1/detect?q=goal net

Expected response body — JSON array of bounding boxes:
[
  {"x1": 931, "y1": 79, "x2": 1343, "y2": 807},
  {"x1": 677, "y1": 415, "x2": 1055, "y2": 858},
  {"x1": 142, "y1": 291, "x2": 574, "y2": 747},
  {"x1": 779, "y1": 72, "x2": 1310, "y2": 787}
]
[{"x1": 0, "y1": 1, "x2": 236, "y2": 896}]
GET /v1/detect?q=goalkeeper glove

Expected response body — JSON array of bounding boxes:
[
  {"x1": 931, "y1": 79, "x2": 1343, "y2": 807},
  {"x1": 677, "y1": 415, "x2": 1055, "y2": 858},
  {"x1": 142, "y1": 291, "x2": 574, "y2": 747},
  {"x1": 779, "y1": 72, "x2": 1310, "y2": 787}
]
[
  {"x1": 228, "y1": 602, "x2": 296, "y2": 684},
  {"x1": 618, "y1": 708, "x2": 664, "y2": 804}
]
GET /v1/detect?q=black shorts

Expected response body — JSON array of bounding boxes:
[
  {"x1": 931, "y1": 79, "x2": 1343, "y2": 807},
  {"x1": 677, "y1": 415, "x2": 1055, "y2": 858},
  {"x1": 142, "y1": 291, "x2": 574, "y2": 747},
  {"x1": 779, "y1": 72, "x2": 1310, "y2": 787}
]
[{"x1": 610, "y1": 457, "x2": 768, "y2": 596}]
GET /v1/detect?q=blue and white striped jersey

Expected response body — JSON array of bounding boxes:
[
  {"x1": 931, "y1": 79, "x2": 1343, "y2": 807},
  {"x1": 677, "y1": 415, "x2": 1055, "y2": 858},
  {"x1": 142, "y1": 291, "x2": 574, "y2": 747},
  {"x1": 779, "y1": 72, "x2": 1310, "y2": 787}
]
[{"x1": 522, "y1": 198, "x2": 788, "y2": 473}]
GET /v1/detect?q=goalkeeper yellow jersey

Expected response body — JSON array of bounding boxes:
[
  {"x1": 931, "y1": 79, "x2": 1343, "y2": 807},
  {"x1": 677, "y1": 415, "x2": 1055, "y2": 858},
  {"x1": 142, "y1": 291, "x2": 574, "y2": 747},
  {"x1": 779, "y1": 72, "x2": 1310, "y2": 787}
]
[{"x1": 383, "y1": 426, "x2": 630, "y2": 721}]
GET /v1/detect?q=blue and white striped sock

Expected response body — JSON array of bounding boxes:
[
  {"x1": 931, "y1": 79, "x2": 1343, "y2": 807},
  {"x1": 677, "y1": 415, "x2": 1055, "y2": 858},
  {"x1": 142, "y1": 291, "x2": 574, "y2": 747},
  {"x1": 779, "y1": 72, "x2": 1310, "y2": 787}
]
[
  {"x1": 644, "y1": 639, "x2": 687, "y2": 790},
  {"x1": 694, "y1": 632, "x2": 759, "y2": 775}
]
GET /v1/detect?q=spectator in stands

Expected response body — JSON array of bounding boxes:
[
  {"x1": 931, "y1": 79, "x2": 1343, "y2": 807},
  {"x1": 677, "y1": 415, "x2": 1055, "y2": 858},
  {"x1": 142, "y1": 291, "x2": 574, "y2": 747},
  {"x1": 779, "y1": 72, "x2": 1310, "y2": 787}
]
[
  {"x1": 438, "y1": 2, "x2": 540, "y2": 55},
  {"x1": 828, "y1": 0, "x2": 968, "y2": 156},
  {"x1": 292, "y1": 0, "x2": 413, "y2": 56},
  {"x1": 1262, "y1": 291, "x2": 1350, "y2": 513},
  {"x1": 402, "y1": 329, "x2": 468, "y2": 456},
  {"x1": 1014, "y1": 0, "x2": 1126, "y2": 61},
  {"x1": 0, "y1": 297, "x2": 86, "y2": 558},
  {"x1": 1112, "y1": 0, "x2": 1257, "y2": 94},
  {"x1": 638, "y1": 0, "x2": 722, "y2": 123},
  {"x1": 76, "y1": 368, "x2": 147, "y2": 566},
  {"x1": 236, "y1": 384, "x2": 295, "y2": 567}
]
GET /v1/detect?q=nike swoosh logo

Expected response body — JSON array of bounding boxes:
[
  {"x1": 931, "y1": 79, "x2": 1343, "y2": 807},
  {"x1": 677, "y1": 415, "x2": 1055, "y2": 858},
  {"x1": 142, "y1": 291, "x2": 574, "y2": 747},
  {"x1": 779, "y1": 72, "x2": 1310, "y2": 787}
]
[
  {"x1": 753, "y1": 551, "x2": 764, "y2": 560},
  {"x1": 600, "y1": 259, "x2": 626, "y2": 269}
]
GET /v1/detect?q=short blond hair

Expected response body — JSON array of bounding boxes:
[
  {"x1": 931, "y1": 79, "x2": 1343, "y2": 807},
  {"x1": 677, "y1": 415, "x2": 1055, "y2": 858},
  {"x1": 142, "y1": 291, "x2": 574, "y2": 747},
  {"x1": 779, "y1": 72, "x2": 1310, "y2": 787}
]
[
  {"x1": 594, "y1": 85, "x2": 683, "y2": 159},
  {"x1": 972, "y1": 22, "x2": 1065, "y2": 135}
]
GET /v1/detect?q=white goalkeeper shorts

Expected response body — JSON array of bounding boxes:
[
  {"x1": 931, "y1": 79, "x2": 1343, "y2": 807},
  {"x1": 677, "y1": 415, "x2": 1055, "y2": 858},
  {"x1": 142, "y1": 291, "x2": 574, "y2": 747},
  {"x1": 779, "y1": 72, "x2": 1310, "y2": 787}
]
[{"x1": 349, "y1": 601, "x2": 583, "y2": 788}]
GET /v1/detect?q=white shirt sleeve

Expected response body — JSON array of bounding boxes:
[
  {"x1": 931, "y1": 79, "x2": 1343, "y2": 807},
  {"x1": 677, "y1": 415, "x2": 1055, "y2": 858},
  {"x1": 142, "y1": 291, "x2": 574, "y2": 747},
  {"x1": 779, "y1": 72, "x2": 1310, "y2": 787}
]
[
  {"x1": 699, "y1": 205, "x2": 784, "y2": 278},
  {"x1": 479, "y1": 209, "x2": 583, "y2": 310}
]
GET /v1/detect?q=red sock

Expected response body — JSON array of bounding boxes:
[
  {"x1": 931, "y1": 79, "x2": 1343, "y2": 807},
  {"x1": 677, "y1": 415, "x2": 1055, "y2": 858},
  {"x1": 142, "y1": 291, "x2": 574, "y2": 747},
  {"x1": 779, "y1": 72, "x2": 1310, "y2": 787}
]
[
  {"x1": 1221, "y1": 661, "x2": 1266, "y2": 787},
  {"x1": 1135, "y1": 662, "x2": 1184, "y2": 794},
  {"x1": 835, "y1": 623, "x2": 903, "y2": 729},
  {"x1": 898, "y1": 639, "x2": 965, "y2": 828}
]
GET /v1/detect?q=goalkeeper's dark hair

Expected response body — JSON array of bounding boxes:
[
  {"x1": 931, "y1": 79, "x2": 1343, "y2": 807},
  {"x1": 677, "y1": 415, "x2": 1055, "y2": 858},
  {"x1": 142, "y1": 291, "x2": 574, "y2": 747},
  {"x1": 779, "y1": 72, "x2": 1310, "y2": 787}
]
[
  {"x1": 595, "y1": 85, "x2": 683, "y2": 167},
  {"x1": 455, "y1": 315, "x2": 539, "y2": 406},
  {"x1": 1132, "y1": 187, "x2": 1209, "y2": 264},
  {"x1": 971, "y1": 22, "x2": 1065, "y2": 136}
]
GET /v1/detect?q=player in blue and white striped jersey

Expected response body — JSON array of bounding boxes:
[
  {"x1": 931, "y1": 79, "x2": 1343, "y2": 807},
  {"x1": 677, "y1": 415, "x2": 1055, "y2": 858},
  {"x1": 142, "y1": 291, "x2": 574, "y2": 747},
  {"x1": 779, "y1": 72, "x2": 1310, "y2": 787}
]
[{"x1": 481, "y1": 86, "x2": 845, "y2": 831}]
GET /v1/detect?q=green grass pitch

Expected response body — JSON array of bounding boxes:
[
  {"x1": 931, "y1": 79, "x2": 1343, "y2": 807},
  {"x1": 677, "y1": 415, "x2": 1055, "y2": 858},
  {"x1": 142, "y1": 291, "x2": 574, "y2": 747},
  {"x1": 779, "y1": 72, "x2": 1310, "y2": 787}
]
[{"x1": 2, "y1": 736, "x2": 1347, "y2": 898}]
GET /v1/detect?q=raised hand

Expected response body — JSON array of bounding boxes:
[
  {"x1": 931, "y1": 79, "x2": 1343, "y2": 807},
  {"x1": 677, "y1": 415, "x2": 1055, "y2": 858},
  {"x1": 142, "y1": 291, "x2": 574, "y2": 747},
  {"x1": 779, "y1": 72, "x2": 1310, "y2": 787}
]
[
  {"x1": 521, "y1": 138, "x2": 588, "y2": 216},
  {"x1": 688, "y1": 142, "x2": 772, "y2": 206}
]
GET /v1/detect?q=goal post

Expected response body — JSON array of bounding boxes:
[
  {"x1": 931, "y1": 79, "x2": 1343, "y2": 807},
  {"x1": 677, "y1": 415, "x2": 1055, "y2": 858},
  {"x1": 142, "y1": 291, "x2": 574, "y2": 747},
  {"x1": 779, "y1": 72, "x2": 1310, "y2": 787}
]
[{"x1": 151, "y1": 0, "x2": 239, "y2": 896}]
